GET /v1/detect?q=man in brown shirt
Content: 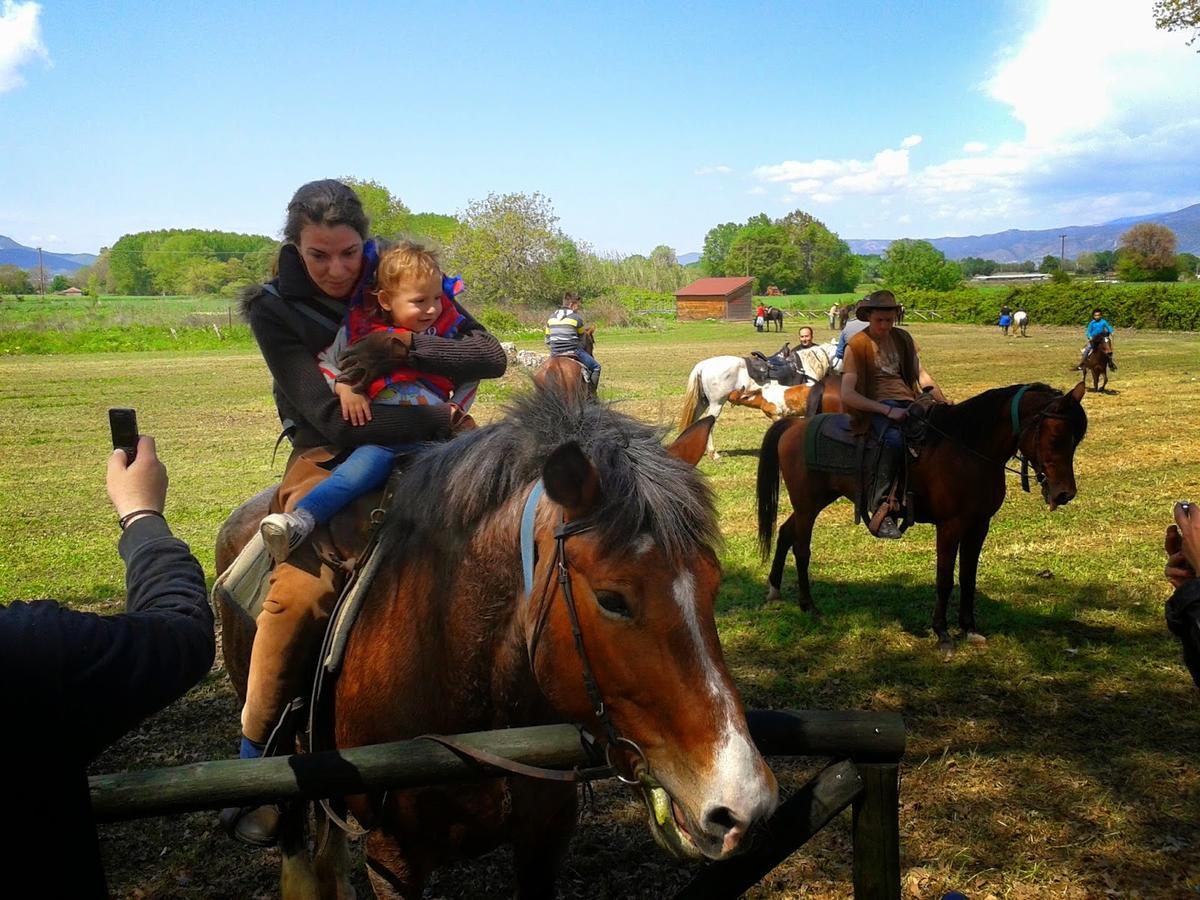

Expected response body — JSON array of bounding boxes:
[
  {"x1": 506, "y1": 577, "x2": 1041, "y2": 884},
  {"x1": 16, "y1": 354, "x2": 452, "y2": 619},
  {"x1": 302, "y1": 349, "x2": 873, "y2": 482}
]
[{"x1": 841, "y1": 290, "x2": 948, "y2": 538}]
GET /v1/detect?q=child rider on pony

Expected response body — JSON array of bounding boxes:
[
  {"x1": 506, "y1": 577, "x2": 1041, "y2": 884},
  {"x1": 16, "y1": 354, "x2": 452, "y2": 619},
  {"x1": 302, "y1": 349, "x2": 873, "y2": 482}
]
[
  {"x1": 259, "y1": 241, "x2": 479, "y2": 562},
  {"x1": 1076, "y1": 308, "x2": 1117, "y2": 371}
]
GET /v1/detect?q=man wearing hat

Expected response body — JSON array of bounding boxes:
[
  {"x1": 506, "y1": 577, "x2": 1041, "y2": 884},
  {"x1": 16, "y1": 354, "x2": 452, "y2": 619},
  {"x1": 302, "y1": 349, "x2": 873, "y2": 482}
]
[{"x1": 841, "y1": 289, "x2": 949, "y2": 539}]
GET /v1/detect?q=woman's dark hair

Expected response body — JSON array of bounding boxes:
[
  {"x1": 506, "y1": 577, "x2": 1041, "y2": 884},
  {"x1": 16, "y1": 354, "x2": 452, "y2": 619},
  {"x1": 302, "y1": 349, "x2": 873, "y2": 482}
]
[
  {"x1": 1092, "y1": 308, "x2": 1103, "y2": 315},
  {"x1": 283, "y1": 180, "x2": 369, "y2": 244}
]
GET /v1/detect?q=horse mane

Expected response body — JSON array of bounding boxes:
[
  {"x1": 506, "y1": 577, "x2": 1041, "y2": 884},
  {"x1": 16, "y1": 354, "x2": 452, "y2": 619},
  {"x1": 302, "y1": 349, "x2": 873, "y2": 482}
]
[
  {"x1": 927, "y1": 382, "x2": 1087, "y2": 446},
  {"x1": 377, "y1": 386, "x2": 722, "y2": 569}
]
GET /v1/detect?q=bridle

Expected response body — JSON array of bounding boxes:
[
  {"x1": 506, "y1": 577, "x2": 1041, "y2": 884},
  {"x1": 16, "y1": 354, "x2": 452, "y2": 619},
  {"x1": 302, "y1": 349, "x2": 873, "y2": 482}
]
[{"x1": 520, "y1": 481, "x2": 648, "y2": 785}]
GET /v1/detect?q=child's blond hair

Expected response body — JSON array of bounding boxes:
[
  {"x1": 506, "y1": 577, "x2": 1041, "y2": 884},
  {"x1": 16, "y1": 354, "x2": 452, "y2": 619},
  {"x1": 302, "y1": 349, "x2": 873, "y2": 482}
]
[{"x1": 376, "y1": 240, "x2": 441, "y2": 293}]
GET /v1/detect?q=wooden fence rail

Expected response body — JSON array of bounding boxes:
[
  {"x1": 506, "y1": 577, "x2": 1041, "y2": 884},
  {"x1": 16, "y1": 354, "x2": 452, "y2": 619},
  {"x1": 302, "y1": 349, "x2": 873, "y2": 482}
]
[{"x1": 90, "y1": 709, "x2": 904, "y2": 899}]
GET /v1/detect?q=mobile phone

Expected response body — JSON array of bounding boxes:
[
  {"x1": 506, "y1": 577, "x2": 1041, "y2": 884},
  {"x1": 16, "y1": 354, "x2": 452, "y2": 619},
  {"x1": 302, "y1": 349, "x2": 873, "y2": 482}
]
[{"x1": 109, "y1": 408, "x2": 139, "y2": 463}]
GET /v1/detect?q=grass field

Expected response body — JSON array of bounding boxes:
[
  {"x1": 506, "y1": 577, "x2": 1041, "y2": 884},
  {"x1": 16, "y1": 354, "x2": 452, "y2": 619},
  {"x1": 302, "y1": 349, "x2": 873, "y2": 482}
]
[{"x1": 2, "y1": 319, "x2": 1199, "y2": 898}]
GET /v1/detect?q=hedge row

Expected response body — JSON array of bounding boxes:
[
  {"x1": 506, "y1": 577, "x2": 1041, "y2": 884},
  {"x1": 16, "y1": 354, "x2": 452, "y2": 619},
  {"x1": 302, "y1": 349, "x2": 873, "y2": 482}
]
[{"x1": 896, "y1": 282, "x2": 1200, "y2": 330}]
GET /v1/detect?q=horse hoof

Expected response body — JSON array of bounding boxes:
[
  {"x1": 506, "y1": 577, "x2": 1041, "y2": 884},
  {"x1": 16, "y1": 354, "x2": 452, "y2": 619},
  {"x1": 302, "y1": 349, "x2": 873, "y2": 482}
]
[
  {"x1": 764, "y1": 585, "x2": 782, "y2": 604},
  {"x1": 710, "y1": 452, "x2": 721, "y2": 461},
  {"x1": 964, "y1": 631, "x2": 988, "y2": 645},
  {"x1": 936, "y1": 635, "x2": 954, "y2": 654}
]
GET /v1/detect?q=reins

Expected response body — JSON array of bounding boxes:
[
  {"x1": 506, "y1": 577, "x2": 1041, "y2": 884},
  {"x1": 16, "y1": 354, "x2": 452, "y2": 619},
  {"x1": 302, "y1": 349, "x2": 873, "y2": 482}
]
[{"x1": 916, "y1": 384, "x2": 1070, "y2": 493}]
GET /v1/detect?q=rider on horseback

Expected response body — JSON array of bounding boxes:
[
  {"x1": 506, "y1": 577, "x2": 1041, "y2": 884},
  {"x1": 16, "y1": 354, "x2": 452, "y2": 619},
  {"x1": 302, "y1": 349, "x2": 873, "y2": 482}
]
[
  {"x1": 841, "y1": 290, "x2": 949, "y2": 539},
  {"x1": 1076, "y1": 308, "x2": 1116, "y2": 371},
  {"x1": 545, "y1": 292, "x2": 601, "y2": 389}
]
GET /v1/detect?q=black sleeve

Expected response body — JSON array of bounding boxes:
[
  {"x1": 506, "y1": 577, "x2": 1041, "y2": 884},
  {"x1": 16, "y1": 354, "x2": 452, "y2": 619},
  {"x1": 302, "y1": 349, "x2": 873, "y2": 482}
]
[
  {"x1": 250, "y1": 300, "x2": 453, "y2": 445},
  {"x1": 1166, "y1": 580, "x2": 1200, "y2": 689},
  {"x1": 0, "y1": 517, "x2": 215, "y2": 763},
  {"x1": 408, "y1": 302, "x2": 509, "y2": 381}
]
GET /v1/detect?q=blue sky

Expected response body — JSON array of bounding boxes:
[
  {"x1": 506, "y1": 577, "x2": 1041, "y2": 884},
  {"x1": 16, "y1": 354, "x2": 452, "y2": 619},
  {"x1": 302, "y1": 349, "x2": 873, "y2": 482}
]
[{"x1": 2, "y1": 0, "x2": 1198, "y2": 256}]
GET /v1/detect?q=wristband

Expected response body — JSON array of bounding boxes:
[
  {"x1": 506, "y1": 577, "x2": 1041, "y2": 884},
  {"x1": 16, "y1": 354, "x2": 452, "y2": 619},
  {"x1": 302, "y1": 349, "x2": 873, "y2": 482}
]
[{"x1": 118, "y1": 509, "x2": 165, "y2": 530}]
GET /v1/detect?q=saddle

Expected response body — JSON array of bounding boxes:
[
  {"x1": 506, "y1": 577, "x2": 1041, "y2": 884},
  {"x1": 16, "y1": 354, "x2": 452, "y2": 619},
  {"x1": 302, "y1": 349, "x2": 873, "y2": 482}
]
[{"x1": 747, "y1": 344, "x2": 806, "y2": 386}]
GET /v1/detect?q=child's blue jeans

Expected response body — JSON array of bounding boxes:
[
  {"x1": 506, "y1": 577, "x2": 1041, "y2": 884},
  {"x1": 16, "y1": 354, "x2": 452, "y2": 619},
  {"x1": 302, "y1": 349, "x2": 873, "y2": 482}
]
[{"x1": 295, "y1": 444, "x2": 396, "y2": 524}]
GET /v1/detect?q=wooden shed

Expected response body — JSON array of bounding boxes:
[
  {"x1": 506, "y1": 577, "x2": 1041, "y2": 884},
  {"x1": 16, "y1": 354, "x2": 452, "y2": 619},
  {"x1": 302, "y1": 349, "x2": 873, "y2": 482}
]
[{"x1": 674, "y1": 276, "x2": 755, "y2": 321}]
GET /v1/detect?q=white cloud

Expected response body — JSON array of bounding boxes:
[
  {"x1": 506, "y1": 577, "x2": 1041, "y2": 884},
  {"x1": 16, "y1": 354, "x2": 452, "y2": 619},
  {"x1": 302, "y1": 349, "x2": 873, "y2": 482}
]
[
  {"x1": 694, "y1": 165, "x2": 732, "y2": 176},
  {"x1": 749, "y1": 1, "x2": 1200, "y2": 237},
  {"x1": 0, "y1": 1, "x2": 48, "y2": 93},
  {"x1": 746, "y1": 185, "x2": 767, "y2": 195}
]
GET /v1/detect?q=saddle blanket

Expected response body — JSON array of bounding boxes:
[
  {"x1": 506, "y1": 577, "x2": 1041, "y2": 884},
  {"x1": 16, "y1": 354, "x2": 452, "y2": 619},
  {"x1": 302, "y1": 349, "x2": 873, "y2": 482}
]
[{"x1": 804, "y1": 413, "x2": 860, "y2": 474}]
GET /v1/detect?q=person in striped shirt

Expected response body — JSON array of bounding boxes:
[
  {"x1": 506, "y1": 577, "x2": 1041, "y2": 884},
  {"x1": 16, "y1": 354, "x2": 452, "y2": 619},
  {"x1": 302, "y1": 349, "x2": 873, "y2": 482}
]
[{"x1": 544, "y1": 292, "x2": 601, "y2": 389}]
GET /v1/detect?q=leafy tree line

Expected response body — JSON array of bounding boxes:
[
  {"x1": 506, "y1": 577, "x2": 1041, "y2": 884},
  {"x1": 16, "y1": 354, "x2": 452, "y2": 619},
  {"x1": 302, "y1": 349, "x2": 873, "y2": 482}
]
[{"x1": 700, "y1": 210, "x2": 860, "y2": 293}]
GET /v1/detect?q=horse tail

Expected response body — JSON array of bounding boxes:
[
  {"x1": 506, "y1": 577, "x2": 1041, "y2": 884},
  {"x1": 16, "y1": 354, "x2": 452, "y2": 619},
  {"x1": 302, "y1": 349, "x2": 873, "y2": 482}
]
[
  {"x1": 757, "y1": 418, "x2": 793, "y2": 560},
  {"x1": 678, "y1": 365, "x2": 706, "y2": 433}
]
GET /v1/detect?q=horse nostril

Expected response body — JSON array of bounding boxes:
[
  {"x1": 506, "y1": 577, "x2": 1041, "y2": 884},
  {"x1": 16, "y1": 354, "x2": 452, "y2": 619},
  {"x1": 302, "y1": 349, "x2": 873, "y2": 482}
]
[
  {"x1": 703, "y1": 804, "x2": 741, "y2": 837},
  {"x1": 1056, "y1": 491, "x2": 1074, "y2": 506}
]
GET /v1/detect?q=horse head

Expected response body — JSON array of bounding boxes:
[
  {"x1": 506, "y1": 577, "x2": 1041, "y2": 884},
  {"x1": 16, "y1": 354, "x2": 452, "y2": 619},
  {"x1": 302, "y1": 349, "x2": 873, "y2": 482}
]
[
  {"x1": 582, "y1": 325, "x2": 595, "y2": 354},
  {"x1": 525, "y1": 415, "x2": 778, "y2": 860},
  {"x1": 1018, "y1": 382, "x2": 1088, "y2": 510}
]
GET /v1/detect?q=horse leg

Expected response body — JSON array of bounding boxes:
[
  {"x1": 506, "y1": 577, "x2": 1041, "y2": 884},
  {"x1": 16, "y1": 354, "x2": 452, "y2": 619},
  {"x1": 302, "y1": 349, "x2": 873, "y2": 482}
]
[
  {"x1": 364, "y1": 832, "x2": 429, "y2": 900},
  {"x1": 313, "y1": 817, "x2": 356, "y2": 900},
  {"x1": 933, "y1": 522, "x2": 962, "y2": 651},
  {"x1": 511, "y1": 783, "x2": 575, "y2": 900},
  {"x1": 788, "y1": 508, "x2": 822, "y2": 616},
  {"x1": 705, "y1": 400, "x2": 725, "y2": 459},
  {"x1": 957, "y1": 519, "x2": 990, "y2": 644},
  {"x1": 278, "y1": 801, "x2": 319, "y2": 900},
  {"x1": 766, "y1": 513, "x2": 796, "y2": 603}
]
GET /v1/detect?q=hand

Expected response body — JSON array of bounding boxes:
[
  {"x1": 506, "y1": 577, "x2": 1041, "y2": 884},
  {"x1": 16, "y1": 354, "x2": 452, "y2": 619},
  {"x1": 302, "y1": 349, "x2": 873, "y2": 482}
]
[
  {"x1": 1168, "y1": 502, "x2": 1200, "y2": 583},
  {"x1": 448, "y1": 403, "x2": 477, "y2": 436},
  {"x1": 885, "y1": 406, "x2": 908, "y2": 423},
  {"x1": 336, "y1": 382, "x2": 373, "y2": 426},
  {"x1": 107, "y1": 435, "x2": 168, "y2": 522},
  {"x1": 336, "y1": 331, "x2": 414, "y2": 391},
  {"x1": 928, "y1": 386, "x2": 950, "y2": 404}
]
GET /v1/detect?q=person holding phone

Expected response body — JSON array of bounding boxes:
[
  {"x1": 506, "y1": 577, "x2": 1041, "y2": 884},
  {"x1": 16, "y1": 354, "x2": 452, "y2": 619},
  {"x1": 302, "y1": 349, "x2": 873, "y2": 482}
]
[
  {"x1": 0, "y1": 434, "x2": 214, "y2": 895},
  {"x1": 1166, "y1": 500, "x2": 1200, "y2": 687}
]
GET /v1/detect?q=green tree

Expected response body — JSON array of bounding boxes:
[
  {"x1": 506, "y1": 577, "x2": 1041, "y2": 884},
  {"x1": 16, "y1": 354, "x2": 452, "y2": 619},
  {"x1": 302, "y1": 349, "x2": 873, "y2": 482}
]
[
  {"x1": 1040, "y1": 255, "x2": 1061, "y2": 273},
  {"x1": 880, "y1": 240, "x2": 962, "y2": 290},
  {"x1": 446, "y1": 192, "x2": 563, "y2": 305},
  {"x1": 959, "y1": 257, "x2": 997, "y2": 277},
  {"x1": 793, "y1": 222, "x2": 860, "y2": 292},
  {"x1": 856, "y1": 254, "x2": 884, "y2": 282},
  {"x1": 343, "y1": 178, "x2": 411, "y2": 238},
  {"x1": 1176, "y1": 251, "x2": 1199, "y2": 278},
  {"x1": 1154, "y1": 0, "x2": 1200, "y2": 46},
  {"x1": 49, "y1": 274, "x2": 70, "y2": 292},
  {"x1": 0, "y1": 264, "x2": 33, "y2": 294},
  {"x1": 1117, "y1": 222, "x2": 1179, "y2": 282},
  {"x1": 649, "y1": 245, "x2": 678, "y2": 268},
  {"x1": 725, "y1": 223, "x2": 803, "y2": 293},
  {"x1": 1074, "y1": 252, "x2": 1098, "y2": 274},
  {"x1": 700, "y1": 222, "x2": 740, "y2": 276},
  {"x1": 1093, "y1": 250, "x2": 1116, "y2": 274}
]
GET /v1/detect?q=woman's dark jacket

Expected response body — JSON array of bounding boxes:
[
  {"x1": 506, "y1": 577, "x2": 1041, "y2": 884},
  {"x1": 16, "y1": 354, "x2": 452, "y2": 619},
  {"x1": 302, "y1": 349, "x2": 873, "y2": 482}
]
[{"x1": 243, "y1": 243, "x2": 508, "y2": 451}]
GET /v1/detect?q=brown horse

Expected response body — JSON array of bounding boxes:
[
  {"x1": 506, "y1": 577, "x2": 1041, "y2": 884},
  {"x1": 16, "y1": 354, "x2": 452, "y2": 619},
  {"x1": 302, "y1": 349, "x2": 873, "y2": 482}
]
[
  {"x1": 534, "y1": 326, "x2": 596, "y2": 400},
  {"x1": 728, "y1": 372, "x2": 844, "y2": 421},
  {"x1": 216, "y1": 387, "x2": 777, "y2": 898},
  {"x1": 1081, "y1": 335, "x2": 1113, "y2": 393},
  {"x1": 756, "y1": 382, "x2": 1088, "y2": 650}
]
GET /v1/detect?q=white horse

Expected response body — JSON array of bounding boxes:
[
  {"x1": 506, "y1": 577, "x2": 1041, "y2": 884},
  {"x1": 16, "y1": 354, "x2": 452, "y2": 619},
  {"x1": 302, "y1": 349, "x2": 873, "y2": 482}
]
[{"x1": 677, "y1": 356, "x2": 758, "y2": 459}]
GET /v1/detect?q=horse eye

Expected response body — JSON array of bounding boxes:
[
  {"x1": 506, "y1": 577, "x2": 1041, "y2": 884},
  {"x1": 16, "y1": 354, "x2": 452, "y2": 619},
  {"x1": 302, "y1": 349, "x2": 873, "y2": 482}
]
[{"x1": 594, "y1": 590, "x2": 631, "y2": 618}]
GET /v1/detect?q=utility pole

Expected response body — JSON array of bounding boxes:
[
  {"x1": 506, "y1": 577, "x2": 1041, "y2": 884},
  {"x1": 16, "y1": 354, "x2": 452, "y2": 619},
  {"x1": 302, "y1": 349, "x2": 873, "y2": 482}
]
[
  {"x1": 37, "y1": 247, "x2": 45, "y2": 297},
  {"x1": 1059, "y1": 235, "x2": 1066, "y2": 269}
]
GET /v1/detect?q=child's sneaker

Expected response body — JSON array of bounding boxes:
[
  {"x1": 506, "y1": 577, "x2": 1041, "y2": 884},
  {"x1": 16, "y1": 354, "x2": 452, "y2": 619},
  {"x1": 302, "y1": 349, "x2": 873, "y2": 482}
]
[{"x1": 259, "y1": 509, "x2": 316, "y2": 564}]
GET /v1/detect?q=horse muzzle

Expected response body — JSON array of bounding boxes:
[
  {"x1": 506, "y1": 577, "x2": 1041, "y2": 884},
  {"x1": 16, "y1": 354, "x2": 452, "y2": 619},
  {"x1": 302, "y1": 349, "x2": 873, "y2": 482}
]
[
  {"x1": 1042, "y1": 479, "x2": 1076, "y2": 511},
  {"x1": 637, "y1": 768, "x2": 778, "y2": 861}
]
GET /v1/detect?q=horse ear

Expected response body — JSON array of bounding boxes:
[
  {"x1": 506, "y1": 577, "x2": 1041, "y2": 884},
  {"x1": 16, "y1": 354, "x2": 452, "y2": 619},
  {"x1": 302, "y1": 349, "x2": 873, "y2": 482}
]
[
  {"x1": 668, "y1": 416, "x2": 714, "y2": 467},
  {"x1": 543, "y1": 441, "x2": 602, "y2": 518},
  {"x1": 1068, "y1": 380, "x2": 1086, "y2": 403}
]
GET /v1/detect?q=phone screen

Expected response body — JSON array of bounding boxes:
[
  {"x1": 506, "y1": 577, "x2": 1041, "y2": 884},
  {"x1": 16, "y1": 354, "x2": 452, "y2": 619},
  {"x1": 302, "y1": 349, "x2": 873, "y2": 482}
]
[{"x1": 109, "y1": 408, "x2": 139, "y2": 463}]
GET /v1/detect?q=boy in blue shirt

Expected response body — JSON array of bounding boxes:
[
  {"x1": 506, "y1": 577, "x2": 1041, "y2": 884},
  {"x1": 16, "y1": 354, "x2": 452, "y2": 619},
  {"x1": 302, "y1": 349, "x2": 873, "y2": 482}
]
[{"x1": 1076, "y1": 308, "x2": 1116, "y2": 370}]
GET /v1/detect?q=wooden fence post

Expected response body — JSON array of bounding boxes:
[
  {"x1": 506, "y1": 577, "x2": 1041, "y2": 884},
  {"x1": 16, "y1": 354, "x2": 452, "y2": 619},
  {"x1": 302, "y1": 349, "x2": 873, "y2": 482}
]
[{"x1": 851, "y1": 763, "x2": 901, "y2": 899}]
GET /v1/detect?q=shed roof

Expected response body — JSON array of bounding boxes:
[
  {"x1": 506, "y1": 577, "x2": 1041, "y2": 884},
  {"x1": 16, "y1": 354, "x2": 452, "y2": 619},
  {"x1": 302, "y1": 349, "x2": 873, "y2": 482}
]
[{"x1": 674, "y1": 277, "x2": 754, "y2": 298}]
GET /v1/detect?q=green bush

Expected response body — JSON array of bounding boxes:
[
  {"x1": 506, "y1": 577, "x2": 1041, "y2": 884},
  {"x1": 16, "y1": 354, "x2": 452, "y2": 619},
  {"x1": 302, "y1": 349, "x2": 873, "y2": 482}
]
[
  {"x1": 894, "y1": 282, "x2": 1200, "y2": 330},
  {"x1": 475, "y1": 305, "x2": 522, "y2": 335}
]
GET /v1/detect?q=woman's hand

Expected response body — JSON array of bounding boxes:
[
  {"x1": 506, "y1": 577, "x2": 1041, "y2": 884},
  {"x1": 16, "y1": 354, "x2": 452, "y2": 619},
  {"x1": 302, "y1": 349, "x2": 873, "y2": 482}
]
[
  {"x1": 337, "y1": 332, "x2": 413, "y2": 391},
  {"x1": 884, "y1": 405, "x2": 908, "y2": 423},
  {"x1": 336, "y1": 382, "x2": 373, "y2": 426}
]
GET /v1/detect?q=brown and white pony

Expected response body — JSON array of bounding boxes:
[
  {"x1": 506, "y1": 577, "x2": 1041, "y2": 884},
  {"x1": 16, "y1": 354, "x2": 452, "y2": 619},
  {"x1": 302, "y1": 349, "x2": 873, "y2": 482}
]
[
  {"x1": 729, "y1": 372, "x2": 844, "y2": 421},
  {"x1": 1081, "y1": 335, "x2": 1113, "y2": 392},
  {"x1": 217, "y1": 387, "x2": 777, "y2": 898}
]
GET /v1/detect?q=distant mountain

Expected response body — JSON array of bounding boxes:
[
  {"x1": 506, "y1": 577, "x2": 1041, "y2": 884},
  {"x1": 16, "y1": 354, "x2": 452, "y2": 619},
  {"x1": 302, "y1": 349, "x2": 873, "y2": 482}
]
[
  {"x1": 846, "y1": 203, "x2": 1200, "y2": 262},
  {"x1": 677, "y1": 251, "x2": 701, "y2": 266},
  {"x1": 0, "y1": 236, "x2": 98, "y2": 275}
]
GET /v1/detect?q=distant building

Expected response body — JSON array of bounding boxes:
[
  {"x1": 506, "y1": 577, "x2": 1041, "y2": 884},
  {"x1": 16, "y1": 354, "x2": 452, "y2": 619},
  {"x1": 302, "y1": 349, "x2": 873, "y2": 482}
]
[
  {"x1": 674, "y1": 277, "x2": 754, "y2": 321},
  {"x1": 970, "y1": 273, "x2": 1050, "y2": 284},
  {"x1": 57, "y1": 286, "x2": 84, "y2": 296}
]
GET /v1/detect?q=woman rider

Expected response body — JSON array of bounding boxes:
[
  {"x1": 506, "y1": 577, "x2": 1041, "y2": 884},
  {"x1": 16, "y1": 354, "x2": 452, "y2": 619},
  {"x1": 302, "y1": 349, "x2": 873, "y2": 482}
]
[{"x1": 221, "y1": 180, "x2": 507, "y2": 845}]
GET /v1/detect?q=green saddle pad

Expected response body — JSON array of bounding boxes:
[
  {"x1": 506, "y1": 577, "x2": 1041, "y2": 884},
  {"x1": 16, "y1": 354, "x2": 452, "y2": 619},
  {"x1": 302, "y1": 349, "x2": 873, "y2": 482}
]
[{"x1": 804, "y1": 413, "x2": 860, "y2": 474}]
